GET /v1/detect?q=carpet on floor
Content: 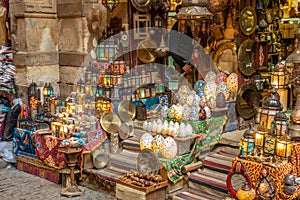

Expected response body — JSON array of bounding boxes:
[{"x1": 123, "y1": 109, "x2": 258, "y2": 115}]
[{"x1": 187, "y1": 150, "x2": 237, "y2": 198}]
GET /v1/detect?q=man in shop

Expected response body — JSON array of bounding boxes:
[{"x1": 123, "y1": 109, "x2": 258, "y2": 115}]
[{"x1": 168, "y1": 5, "x2": 195, "y2": 86}]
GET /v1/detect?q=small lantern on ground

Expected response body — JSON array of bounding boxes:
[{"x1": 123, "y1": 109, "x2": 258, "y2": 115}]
[
  {"x1": 260, "y1": 88, "x2": 283, "y2": 130},
  {"x1": 276, "y1": 135, "x2": 293, "y2": 161}
]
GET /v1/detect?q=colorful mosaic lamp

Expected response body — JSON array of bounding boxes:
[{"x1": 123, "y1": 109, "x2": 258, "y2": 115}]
[{"x1": 102, "y1": 0, "x2": 119, "y2": 11}]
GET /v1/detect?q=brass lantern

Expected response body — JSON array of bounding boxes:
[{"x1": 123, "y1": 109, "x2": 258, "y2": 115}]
[
  {"x1": 260, "y1": 88, "x2": 282, "y2": 130},
  {"x1": 255, "y1": 124, "x2": 268, "y2": 151},
  {"x1": 271, "y1": 111, "x2": 288, "y2": 137},
  {"x1": 271, "y1": 56, "x2": 288, "y2": 111},
  {"x1": 271, "y1": 56, "x2": 287, "y2": 89},
  {"x1": 275, "y1": 135, "x2": 293, "y2": 160},
  {"x1": 263, "y1": 128, "x2": 277, "y2": 158},
  {"x1": 240, "y1": 124, "x2": 255, "y2": 156}
]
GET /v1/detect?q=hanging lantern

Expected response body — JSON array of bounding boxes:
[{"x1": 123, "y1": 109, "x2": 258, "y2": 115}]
[
  {"x1": 260, "y1": 88, "x2": 282, "y2": 130},
  {"x1": 240, "y1": 124, "x2": 255, "y2": 156},
  {"x1": 153, "y1": 15, "x2": 162, "y2": 27},
  {"x1": 276, "y1": 135, "x2": 293, "y2": 160},
  {"x1": 102, "y1": 0, "x2": 119, "y2": 12},
  {"x1": 271, "y1": 111, "x2": 288, "y2": 137},
  {"x1": 271, "y1": 56, "x2": 287, "y2": 89}
]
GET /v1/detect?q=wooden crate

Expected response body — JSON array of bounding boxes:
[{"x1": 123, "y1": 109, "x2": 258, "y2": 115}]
[{"x1": 116, "y1": 178, "x2": 168, "y2": 200}]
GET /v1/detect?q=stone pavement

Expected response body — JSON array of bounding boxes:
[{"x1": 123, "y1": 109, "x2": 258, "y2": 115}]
[{"x1": 0, "y1": 159, "x2": 116, "y2": 200}]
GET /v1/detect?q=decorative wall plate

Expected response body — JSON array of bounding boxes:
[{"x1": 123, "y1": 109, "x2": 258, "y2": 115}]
[
  {"x1": 239, "y1": 6, "x2": 257, "y2": 36},
  {"x1": 227, "y1": 160, "x2": 252, "y2": 198},
  {"x1": 238, "y1": 39, "x2": 256, "y2": 77},
  {"x1": 236, "y1": 83, "x2": 260, "y2": 119},
  {"x1": 212, "y1": 41, "x2": 237, "y2": 74}
]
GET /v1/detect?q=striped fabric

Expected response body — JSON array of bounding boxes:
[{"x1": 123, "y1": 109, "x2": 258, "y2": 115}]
[
  {"x1": 175, "y1": 188, "x2": 224, "y2": 200},
  {"x1": 96, "y1": 149, "x2": 138, "y2": 182}
]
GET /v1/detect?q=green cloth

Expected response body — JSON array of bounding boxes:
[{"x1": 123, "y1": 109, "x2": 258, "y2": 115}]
[{"x1": 159, "y1": 116, "x2": 227, "y2": 183}]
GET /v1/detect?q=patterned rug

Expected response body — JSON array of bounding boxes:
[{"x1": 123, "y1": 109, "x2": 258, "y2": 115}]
[
  {"x1": 187, "y1": 150, "x2": 237, "y2": 197},
  {"x1": 16, "y1": 154, "x2": 61, "y2": 184},
  {"x1": 122, "y1": 136, "x2": 140, "y2": 152},
  {"x1": 95, "y1": 149, "x2": 138, "y2": 183}
]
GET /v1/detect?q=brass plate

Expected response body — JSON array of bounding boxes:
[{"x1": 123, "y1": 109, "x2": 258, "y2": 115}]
[
  {"x1": 212, "y1": 41, "x2": 237, "y2": 74},
  {"x1": 239, "y1": 6, "x2": 257, "y2": 36},
  {"x1": 118, "y1": 100, "x2": 136, "y2": 123},
  {"x1": 137, "y1": 148, "x2": 160, "y2": 175},
  {"x1": 119, "y1": 122, "x2": 134, "y2": 140},
  {"x1": 238, "y1": 39, "x2": 256, "y2": 77},
  {"x1": 100, "y1": 111, "x2": 121, "y2": 134},
  {"x1": 137, "y1": 39, "x2": 157, "y2": 63},
  {"x1": 236, "y1": 83, "x2": 260, "y2": 119}
]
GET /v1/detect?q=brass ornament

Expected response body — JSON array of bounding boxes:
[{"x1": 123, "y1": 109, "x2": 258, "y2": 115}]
[
  {"x1": 118, "y1": 100, "x2": 136, "y2": 122},
  {"x1": 137, "y1": 39, "x2": 157, "y2": 63},
  {"x1": 238, "y1": 39, "x2": 256, "y2": 77},
  {"x1": 236, "y1": 83, "x2": 260, "y2": 119},
  {"x1": 212, "y1": 41, "x2": 237, "y2": 74},
  {"x1": 100, "y1": 111, "x2": 121, "y2": 134},
  {"x1": 130, "y1": 0, "x2": 151, "y2": 12},
  {"x1": 239, "y1": 6, "x2": 257, "y2": 36}
]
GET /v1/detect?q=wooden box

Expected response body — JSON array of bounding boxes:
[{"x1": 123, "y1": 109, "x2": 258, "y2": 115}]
[{"x1": 116, "y1": 178, "x2": 168, "y2": 200}]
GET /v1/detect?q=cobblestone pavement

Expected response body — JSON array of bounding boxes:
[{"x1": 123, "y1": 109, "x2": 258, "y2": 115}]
[{"x1": 0, "y1": 159, "x2": 116, "y2": 200}]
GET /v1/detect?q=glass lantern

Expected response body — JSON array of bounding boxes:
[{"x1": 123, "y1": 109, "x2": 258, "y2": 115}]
[
  {"x1": 255, "y1": 124, "x2": 268, "y2": 152},
  {"x1": 240, "y1": 124, "x2": 255, "y2": 156},
  {"x1": 271, "y1": 56, "x2": 287, "y2": 89},
  {"x1": 260, "y1": 88, "x2": 282, "y2": 130},
  {"x1": 275, "y1": 135, "x2": 293, "y2": 160},
  {"x1": 263, "y1": 128, "x2": 277, "y2": 158},
  {"x1": 271, "y1": 111, "x2": 288, "y2": 137}
]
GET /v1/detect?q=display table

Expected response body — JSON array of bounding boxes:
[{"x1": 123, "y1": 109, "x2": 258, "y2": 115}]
[{"x1": 231, "y1": 157, "x2": 300, "y2": 200}]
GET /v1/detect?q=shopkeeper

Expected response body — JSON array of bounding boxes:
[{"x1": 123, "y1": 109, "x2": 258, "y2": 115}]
[{"x1": 168, "y1": 5, "x2": 196, "y2": 86}]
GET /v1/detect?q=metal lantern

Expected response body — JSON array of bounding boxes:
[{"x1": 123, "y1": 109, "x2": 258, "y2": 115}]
[
  {"x1": 153, "y1": 15, "x2": 162, "y2": 27},
  {"x1": 28, "y1": 81, "x2": 37, "y2": 97},
  {"x1": 102, "y1": 0, "x2": 119, "y2": 11},
  {"x1": 263, "y1": 128, "x2": 277, "y2": 157},
  {"x1": 276, "y1": 135, "x2": 293, "y2": 160},
  {"x1": 271, "y1": 56, "x2": 287, "y2": 89},
  {"x1": 271, "y1": 111, "x2": 288, "y2": 137},
  {"x1": 255, "y1": 124, "x2": 268, "y2": 150},
  {"x1": 136, "y1": 101, "x2": 147, "y2": 121},
  {"x1": 260, "y1": 88, "x2": 282, "y2": 130},
  {"x1": 240, "y1": 124, "x2": 255, "y2": 156}
]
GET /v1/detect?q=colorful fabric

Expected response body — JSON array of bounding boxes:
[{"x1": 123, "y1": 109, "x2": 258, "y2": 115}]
[
  {"x1": 160, "y1": 116, "x2": 226, "y2": 183},
  {"x1": 35, "y1": 133, "x2": 66, "y2": 169},
  {"x1": 176, "y1": 188, "x2": 223, "y2": 200},
  {"x1": 0, "y1": 112, "x2": 6, "y2": 140},
  {"x1": 13, "y1": 128, "x2": 36, "y2": 158},
  {"x1": 16, "y1": 155, "x2": 61, "y2": 184},
  {"x1": 82, "y1": 125, "x2": 107, "y2": 153}
]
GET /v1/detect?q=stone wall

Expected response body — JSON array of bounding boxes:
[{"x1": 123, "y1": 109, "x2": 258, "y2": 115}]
[{"x1": 10, "y1": 0, "x2": 110, "y2": 99}]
